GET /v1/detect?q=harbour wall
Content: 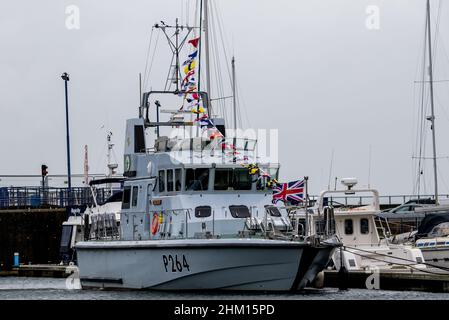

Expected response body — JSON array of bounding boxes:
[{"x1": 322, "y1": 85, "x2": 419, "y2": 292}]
[{"x1": 0, "y1": 208, "x2": 66, "y2": 271}]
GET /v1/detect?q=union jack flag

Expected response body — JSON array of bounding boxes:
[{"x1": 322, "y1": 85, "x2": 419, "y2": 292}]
[{"x1": 272, "y1": 179, "x2": 305, "y2": 205}]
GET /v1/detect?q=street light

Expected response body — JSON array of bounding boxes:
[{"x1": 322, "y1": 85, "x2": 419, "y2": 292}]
[{"x1": 61, "y1": 72, "x2": 72, "y2": 204}]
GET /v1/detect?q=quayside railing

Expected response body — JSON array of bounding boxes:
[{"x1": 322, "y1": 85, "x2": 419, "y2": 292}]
[
  {"x1": 0, "y1": 187, "x2": 116, "y2": 209},
  {"x1": 309, "y1": 194, "x2": 449, "y2": 209}
]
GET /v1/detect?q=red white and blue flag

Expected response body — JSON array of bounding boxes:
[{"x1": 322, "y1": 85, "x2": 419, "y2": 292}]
[{"x1": 272, "y1": 179, "x2": 304, "y2": 205}]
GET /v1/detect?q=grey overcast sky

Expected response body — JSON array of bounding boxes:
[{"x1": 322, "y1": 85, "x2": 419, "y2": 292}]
[{"x1": 1, "y1": 0, "x2": 449, "y2": 195}]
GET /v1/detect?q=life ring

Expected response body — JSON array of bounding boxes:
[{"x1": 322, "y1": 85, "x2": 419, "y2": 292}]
[{"x1": 151, "y1": 213, "x2": 159, "y2": 235}]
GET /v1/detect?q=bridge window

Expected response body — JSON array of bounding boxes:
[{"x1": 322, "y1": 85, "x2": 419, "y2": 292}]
[
  {"x1": 214, "y1": 169, "x2": 232, "y2": 190},
  {"x1": 195, "y1": 206, "x2": 212, "y2": 218},
  {"x1": 175, "y1": 169, "x2": 182, "y2": 191},
  {"x1": 344, "y1": 219, "x2": 353, "y2": 235},
  {"x1": 134, "y1": 125, "x2": 145, "y2": 153},
  {"x1": 158, "y1": 170, "x2": 165, "y2": 193},
  {"x1": 131, "y1": 186, "x2": 138, "y2": 207},
  {"x1": 214, "y1": 168, "x2": 251, "y2": 191},
  {"x1": 234, "y1": 169, "x2": 252, "y2": 190},
  {"x1": 360, "y1": 218, "x2": 369, "y2": 234},
  {"x1": 122, "y1": 186, "x2": 131, "y2": 209},
  {"x1": 185, "y1": 168, "x2": 209, "y2": 191},
  {"x1": 268, "y1": 167, "x2": 279, "y2": 180},
  {"x1": 167, "y1": 170, "x2": 174, "y2": 192},
  {"x1": 229, "y1": 205, "x2": 250, "y2": 218}
]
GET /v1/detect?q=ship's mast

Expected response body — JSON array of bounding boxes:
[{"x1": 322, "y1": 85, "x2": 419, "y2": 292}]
[
  {"x1": 175, "y1": 18, "x2": 180, "y2": 92},
  {"x1": 426, "y1": 0, "x2": 439, "y2": 205},
  {"x1": 107, "y1": 132, "x2": 118, "y2": 178},
  {"x1": 232, "y1": 56, "x2": 237, "y2": 162},
  {"x1": 107, "y1": 132, "x2": 118, "y2": 195},
  {"x1": 232, "y1": 56, "x2": 237, "y2": 130},
  {"x1": 198, "y1": 0, "x2": 212, "y2": 118},
  {"x1": 203, "y1": 0, "x2": 212, "y2": 116}
]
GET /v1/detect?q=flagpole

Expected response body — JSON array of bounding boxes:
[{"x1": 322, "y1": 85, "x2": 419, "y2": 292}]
[{"x1": 304, "y1": 176, "x2": 309, "y2": 237}]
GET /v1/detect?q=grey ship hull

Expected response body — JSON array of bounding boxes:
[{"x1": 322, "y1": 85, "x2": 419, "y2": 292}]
[{"x1": 76, "y1": 238, "x2": 336, "y2": 291}]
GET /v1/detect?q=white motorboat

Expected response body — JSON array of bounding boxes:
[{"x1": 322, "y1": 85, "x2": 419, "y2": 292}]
[
  {"x1": 414, "y1": 209, "x2": 449, "y2": 270},
  {"x1": 290, "y1": 178, "x2": 425, "y2": 271},
  {"x1": 59, "y1": 178, "x2": 123, "y2": 264}
]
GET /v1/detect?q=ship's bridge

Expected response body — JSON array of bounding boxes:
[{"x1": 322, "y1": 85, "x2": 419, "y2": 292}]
[{"x1": 146, "y1": 143, "x2": 279, "y2": 195}]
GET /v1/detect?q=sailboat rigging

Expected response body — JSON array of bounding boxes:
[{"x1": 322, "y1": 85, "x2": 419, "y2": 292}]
[{"x1": 414, "y1": 0, "x2": 441, "y2": 204}]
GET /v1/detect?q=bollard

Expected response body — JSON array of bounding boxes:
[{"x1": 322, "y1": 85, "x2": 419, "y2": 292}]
[{"x1": 13, "y1": 252, "x2": 19, "y2": 267}]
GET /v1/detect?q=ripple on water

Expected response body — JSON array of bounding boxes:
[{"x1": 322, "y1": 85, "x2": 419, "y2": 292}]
[{"x1": 0, "y1": 277, "x2": 448, "y2": 300}]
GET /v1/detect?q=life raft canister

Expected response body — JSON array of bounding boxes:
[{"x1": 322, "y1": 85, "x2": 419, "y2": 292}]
[{"x1": 151, "y1": 213, "x2": 159, "y2": 235}]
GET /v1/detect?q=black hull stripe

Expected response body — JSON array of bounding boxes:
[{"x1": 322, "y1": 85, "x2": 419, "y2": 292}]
[
  {"x1": 290, "y1": 247, "x2": 319, "y2": 291},
  {"x1": 81, "y1": 277, "x2": 123, "y2": 284}
]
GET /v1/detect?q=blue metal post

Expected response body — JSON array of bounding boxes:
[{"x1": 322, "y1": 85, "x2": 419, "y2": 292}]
[
  {"x1": 13, "y1": 252, "x2": 19, "y2": 267},
  {"x1": 62, "y1": 73, "x2": 72, "y2": 204}
]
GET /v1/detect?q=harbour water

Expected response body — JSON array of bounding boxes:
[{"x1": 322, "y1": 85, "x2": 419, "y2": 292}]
[{"x1": 1, "y1": 277, "x2": 448, "y2": 300}]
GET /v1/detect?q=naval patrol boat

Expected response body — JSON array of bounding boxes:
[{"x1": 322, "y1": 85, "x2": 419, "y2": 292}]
[
  {"x1": 75, "y1": 5, "x2": 338, "y2": 291},
  {"x1": 75, "y1": 96, "x2": 339, "y2": 290}
]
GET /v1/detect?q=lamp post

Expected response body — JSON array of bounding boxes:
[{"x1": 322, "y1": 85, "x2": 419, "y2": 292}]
[{"x1": 61, "y1": 72, "x2": 72, "y2": 204}]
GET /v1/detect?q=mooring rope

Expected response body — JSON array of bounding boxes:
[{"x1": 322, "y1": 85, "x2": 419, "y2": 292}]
[{"x1": 342, "y1": 245, "x2": 449, "y2": 273}]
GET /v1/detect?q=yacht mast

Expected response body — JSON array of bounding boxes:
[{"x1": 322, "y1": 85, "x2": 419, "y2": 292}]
[{"x1": 426, "y1": 0, "x2": 439, "y2": 205}]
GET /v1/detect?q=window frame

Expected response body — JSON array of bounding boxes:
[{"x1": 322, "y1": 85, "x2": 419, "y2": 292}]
[
  {"x1": 195, "y1": 206, "x2": 212, "y2": 218},
  {"x1": 167, "y1": 169, "x2": 174, "y2": 192},
  {"x1": 175, "y1": 168, "x2": 182, "y2": 191},
  {"x1": 265, "y1": 205, "x2": 282, "y2": 217},
  {"x1": 158, "y1": 170, "x2": 166, "y2": 193},
  {"x1": 360, "y1": 218, "x2": 369, "y2": 234},
  {"x1": 229, "y1": 205, "x2": 251, "y2": 218},
  {"x1": 122, "y1": 186, "x2": 131, "y2": 209},
  {"x1": 185, "y1": 168, "x2": 210, "y2": 191},
  {"x1": 213, "y1": 167, "x2": 252, "y2": 191},
  {"x1": 131, "y1": 186, "x2": 138, "y2": 207},
  {"x1": 214, "y1": 168, "x2": 233, "y2": 191},
  {"x1": 232, "y1": 168, "x2": 252, "y2": 190},
  {"x1": 344, "y1": 219, "x2": 353, "y2": 235}
]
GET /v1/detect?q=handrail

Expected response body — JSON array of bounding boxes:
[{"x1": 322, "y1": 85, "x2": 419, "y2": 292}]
[{"x1": 318, "y1": 189, "x2": 380, "y2": 212}]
